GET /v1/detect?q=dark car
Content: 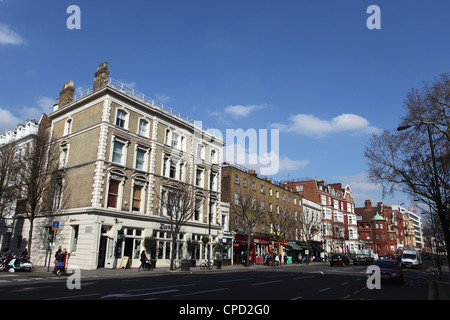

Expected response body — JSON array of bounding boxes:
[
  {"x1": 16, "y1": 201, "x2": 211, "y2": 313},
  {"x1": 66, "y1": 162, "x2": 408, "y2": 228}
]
[
  {"x1": 329, "y1": 253, "x2": 350, "y2": 266},
  {"x1": 374, "y1": 259, "x2": 404, "y2": 284}
]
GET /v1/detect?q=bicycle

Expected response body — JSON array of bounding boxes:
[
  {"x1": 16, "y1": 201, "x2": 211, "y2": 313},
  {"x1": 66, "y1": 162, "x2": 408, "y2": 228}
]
[{"x1": 200, "y1": 260, "x2": 214, "y2": 270}]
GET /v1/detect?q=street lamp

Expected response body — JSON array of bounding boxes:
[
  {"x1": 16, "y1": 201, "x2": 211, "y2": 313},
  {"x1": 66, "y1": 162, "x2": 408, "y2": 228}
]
[
  {"x1": 399, "y1": 121, "x2": 444, "y2": 280},
  {"x1": 397, "y1": 121, "x2": 442, "y2": 209}
]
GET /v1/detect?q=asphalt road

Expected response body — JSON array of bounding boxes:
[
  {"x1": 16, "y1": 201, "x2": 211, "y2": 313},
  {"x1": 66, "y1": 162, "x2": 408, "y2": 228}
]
[{"x1": 0, "y1": 261, "x2": 434, "y2": 302}]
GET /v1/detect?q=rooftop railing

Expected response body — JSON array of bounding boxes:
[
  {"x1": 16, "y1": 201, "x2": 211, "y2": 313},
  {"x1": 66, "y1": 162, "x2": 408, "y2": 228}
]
[{"x1": 72, "y1": 78, "x2": 222, "y2": 139}]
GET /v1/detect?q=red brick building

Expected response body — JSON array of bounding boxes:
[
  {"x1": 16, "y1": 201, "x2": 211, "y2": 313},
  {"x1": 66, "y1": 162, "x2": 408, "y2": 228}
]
[
  {"x1": 355, "y1": 200, "x2": 406, "y2": 255},
  {"x1": 282, "y1": 179, "x2": 357, "y2": 255}
]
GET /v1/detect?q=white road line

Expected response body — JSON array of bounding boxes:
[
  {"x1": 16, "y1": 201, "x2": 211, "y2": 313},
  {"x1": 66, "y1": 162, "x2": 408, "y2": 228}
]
[
  {"x1": 292, "y1": 275, "x2": 316, "y2": 280},
  {"x1": 251, "y1": 280, "x2": 283, "y2": 286},
  {"x1": 219, "y1": 277, "x2": 254, "y2": 283},
  {"x1": 125, "y1": 283, "x2": 195, "y2": 293},
  {"x1": 290, "y1": 296, "x2": 303, "y2": 300},
  {"x1": 268, "y1": 273, "x2": 295, "y2": 278},
  {"x1": 45, "y1": 293, "x2": 100, "y2": 300},
  {"x1": 319, "y1": 288, "x2": 330, "y2": 292},
  {"x1": 341, "y1": 282, "x2": 349, "y2": 286},
  {"x1": 173, "y1": 287, "x2": 229, "y2": 297}
]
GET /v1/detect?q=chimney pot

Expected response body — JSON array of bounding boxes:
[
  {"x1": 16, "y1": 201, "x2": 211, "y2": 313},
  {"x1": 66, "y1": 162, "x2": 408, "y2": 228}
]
[
  {"x1": 58, "y1": 80, "x2": 75, "y2": 108},
  {"x1": 93, "y1": 61, "x2": 110, "y2": 91},
  {"x1": 364, "y1": 200, "x2": 372, "y2": 210}
]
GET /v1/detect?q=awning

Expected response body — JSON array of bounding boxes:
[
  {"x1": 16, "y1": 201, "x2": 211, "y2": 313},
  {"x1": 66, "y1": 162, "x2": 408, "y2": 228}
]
[{"x1": 284, "y1": 242, "x2": 303, "y2": 251}]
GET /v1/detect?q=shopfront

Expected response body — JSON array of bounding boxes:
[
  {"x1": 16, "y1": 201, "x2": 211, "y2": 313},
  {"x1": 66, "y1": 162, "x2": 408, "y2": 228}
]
[{"x1": 233, "y1": 234, "x2": 272, "y2": 265}]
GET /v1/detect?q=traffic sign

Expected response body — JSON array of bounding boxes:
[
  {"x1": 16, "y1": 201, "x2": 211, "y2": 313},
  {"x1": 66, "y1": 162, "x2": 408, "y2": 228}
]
[{"x1": 52, "y1": 221, "x2": 60, "y2": 230}]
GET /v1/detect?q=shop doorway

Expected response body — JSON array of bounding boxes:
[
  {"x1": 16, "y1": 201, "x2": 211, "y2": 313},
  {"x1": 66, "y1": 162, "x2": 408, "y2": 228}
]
[{"x1": 98, "y1": 236, "x2": 107, "y2": 268}]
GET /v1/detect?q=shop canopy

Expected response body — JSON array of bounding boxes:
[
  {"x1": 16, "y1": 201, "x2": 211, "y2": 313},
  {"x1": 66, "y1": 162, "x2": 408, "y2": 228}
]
[{"x1": 284, "y1": 242, "x2": 303, "y2": 251}]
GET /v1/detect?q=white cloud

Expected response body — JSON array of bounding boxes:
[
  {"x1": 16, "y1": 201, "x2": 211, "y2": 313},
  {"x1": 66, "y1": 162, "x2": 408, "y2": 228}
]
[
  {"x1": 19, "y1": 96, "x2": 54, "y2": 121},
  {"x1": 272, "y1": 113, "x2": 381, "y2": 138},
  {"x1": 0, "y1": 107, "x2": 21, "y2": 132},
  {"x1": 224, "y1": 104, "x2": 265, "y2": 118},
  {"x1": 154, "y1": 93, "x2": 171, "y2": 103},
  {"x1": 223, "y1": 142, "x2": 309, "y2": 176},
  {"x1": 0, "y1": 96, "x2": 55, "y2": 133},
  {"x1": 0, "y1": 23, "x2": 26, "y2": 45},
  {"x1": 331, "y1": 172, "x2": 383, "y2": 207},
  {"x1": 279, "y1": 157, "x2": 310, "y2": 172}
]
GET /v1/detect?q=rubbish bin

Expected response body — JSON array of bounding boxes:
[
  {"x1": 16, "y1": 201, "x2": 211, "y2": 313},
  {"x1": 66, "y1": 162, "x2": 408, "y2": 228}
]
[
  {"x1": 181, "y1": 260, "x2": 190, "y2": 271},
  {"x1": 216, "y1": 259, "x2": 222, "y2": 269}
]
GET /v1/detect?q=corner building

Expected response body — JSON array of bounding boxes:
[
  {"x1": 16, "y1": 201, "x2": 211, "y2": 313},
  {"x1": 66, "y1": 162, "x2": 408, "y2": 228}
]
[{"x1": 29, "y1": 62, "x2": 224, "y2": 269}]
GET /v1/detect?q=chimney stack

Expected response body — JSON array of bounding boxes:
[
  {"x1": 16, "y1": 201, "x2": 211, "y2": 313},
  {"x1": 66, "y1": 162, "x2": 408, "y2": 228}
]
[
  {"x1": 93, "y1": 61, "x2": 110, "y2": 91},
  {"x1": 58, "y1": 80, "x2": 75, "y2": 108},
  {"x1": 364, "y1": 200, "x2": 372, "y2": 210}
]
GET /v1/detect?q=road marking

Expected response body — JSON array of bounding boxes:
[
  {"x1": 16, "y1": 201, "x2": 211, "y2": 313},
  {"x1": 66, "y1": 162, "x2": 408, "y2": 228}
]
[
  {"x1": 319, "y1": 288, "x2": 330, "y2": 292},
  {"x1": 293, "y1": 275, "x2": 316, "y2": 280},
  {"x1": 341, "y1": 282, "x2": 349, "y2": 286},
  {"x1": 290, "y1": 296, "x2": 303, "y2": 300},
  {"x1": 173, "y1": 287, "x2": 229, "y2": 297},
  {"x1": 251, "y1": 280, "x2": 283, "y2": 286},
  {"x1": 219, "y1": 277, "x2": 254, "y2": 283},
  {"x1": 125, "y1": 283, "x2": 195, "y2": 293},
  {"x1": 268, "y1": 273, "x2": 294, "y2": 278},
  {"x1": 45, "y1": 293, "x2": 99, "y2": 300},
  {"x1": 101, "y1": 289, "x2": 179, "y2": 299}
]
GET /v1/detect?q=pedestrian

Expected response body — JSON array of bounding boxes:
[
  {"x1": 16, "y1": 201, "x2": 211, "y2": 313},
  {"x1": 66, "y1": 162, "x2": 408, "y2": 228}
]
[
  {"x1": 55, "y1": 249, "x2": 66, "y2": 276},
  {"x1": 283, "y1": 253, "x2": 287, "y2": 265},
  {"x1": 139, "y1": 250, "x2": 147, "y2": 271},
  {"x1": 21, "y1": 248, "x2": 28, "y2": 259},
  {"x1": 298, "y1": 253, "x2": 302, "y2": 264},
  {"x1": 53, "y1": 249, "x2": 61, "y2": 275},
  {"x1": 275, "y1": 254, "x2": 279, "y2": 266},
  {"x1": 249, "y1": 254, "x2": 253, "y2": 266}
]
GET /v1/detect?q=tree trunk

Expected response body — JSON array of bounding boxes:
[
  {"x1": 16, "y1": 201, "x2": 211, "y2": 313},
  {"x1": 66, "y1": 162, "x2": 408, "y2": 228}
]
[
  {"x1": 246, "y1": 235, "x2": 250, "y2": 267},
  {"x1": 170, "y1": 234, "x2": 177, "y2": 271},
  {"x1": 27, "y1": 218, "x2": 34, "y2": 257}
]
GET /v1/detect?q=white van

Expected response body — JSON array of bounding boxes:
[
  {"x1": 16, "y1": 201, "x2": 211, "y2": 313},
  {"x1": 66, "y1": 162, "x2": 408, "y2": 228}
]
[{"x1": 401, "y1": 250, "x2": 422, "y2": 269}]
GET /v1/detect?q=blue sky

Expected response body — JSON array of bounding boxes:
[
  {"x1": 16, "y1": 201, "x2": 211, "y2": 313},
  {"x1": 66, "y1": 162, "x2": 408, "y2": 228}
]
[{"x1": 1, "y1": 0, "x2": 449, "y2": 207}]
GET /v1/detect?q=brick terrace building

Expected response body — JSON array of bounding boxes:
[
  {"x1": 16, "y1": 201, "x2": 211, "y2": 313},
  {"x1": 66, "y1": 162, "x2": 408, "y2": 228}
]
[
  {"x1": 282, "y1": 179, "x2": 357, "y2": 255},
  {"x1": 221, "y1": 163, "x2": 304, "y2": 265}
]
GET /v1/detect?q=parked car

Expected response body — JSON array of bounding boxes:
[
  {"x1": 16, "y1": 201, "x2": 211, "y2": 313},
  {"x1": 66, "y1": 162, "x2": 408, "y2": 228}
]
[
  {"x1": 329, "y1": 253, "x2": 350, "y2": 266},
  {"x1": 374, "y1": 259, "x2": 404, "y2": 284}
]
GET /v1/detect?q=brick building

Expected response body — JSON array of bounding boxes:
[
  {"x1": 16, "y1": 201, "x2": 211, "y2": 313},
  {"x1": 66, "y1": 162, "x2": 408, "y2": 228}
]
[
  {"x1": 13, "y1": 62, "x2": 225, "y2": 269},
  {"x1": 355, "y1": 200, "x2": 407, "y2": 255},
  {"x1": 282, "y1": 179, "x2": 357, "y2": 255},
  {"x1": 221, "y1": 163, "x2": 304, "y2": 265}
]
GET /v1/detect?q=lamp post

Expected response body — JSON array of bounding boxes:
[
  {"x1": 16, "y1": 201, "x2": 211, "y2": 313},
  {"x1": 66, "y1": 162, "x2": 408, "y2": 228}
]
[
  {"x1": 397, "y1": 122, "x2": 441, "y2": 207},
  {"x1": 399, "y1": 122, "x2": 444, "y2": 280}
]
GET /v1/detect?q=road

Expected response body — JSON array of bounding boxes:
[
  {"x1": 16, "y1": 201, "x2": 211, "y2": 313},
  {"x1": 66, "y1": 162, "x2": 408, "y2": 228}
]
[{"x1": 0, "y1": 261, "x2": 434, "y2": 302}]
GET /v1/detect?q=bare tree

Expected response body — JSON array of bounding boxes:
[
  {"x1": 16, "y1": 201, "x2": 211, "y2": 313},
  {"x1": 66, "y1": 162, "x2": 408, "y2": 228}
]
[
  {"x1": 0, "y1": 141, "x2": 22, "y2": 221},
  {"x1": 17, "y1": 125, "x2": 61, "y2": 257},
  {"x1": 230, "y1": 187, "x2": 265, "y2": 267},
  {"x1": 365, "y1": 72, "x2": 450, "y2": 266},
  {"x1": 298, "y1": 208, "x2": 321, "y2": 264},
  {"x1": 267, "y1": 205, "x2": 300, "y2": 263},
  {"x1": 157, "y1": 182, "x2": 204, "y2": 271}
]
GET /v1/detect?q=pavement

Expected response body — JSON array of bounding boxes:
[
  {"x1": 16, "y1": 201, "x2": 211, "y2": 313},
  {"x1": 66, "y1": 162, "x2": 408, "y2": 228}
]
[
  {"x1": 24, "y1": 261, "x2": 450, "y2": 300},
  {"x1": 427, "y1": 264, "x2": 450, "y2": 300}
]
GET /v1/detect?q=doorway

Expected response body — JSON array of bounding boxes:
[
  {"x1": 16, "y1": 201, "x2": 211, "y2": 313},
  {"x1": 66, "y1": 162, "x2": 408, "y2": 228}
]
[{"x1": 98, "y1": 236, "x2": 107, "y2": 268}]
